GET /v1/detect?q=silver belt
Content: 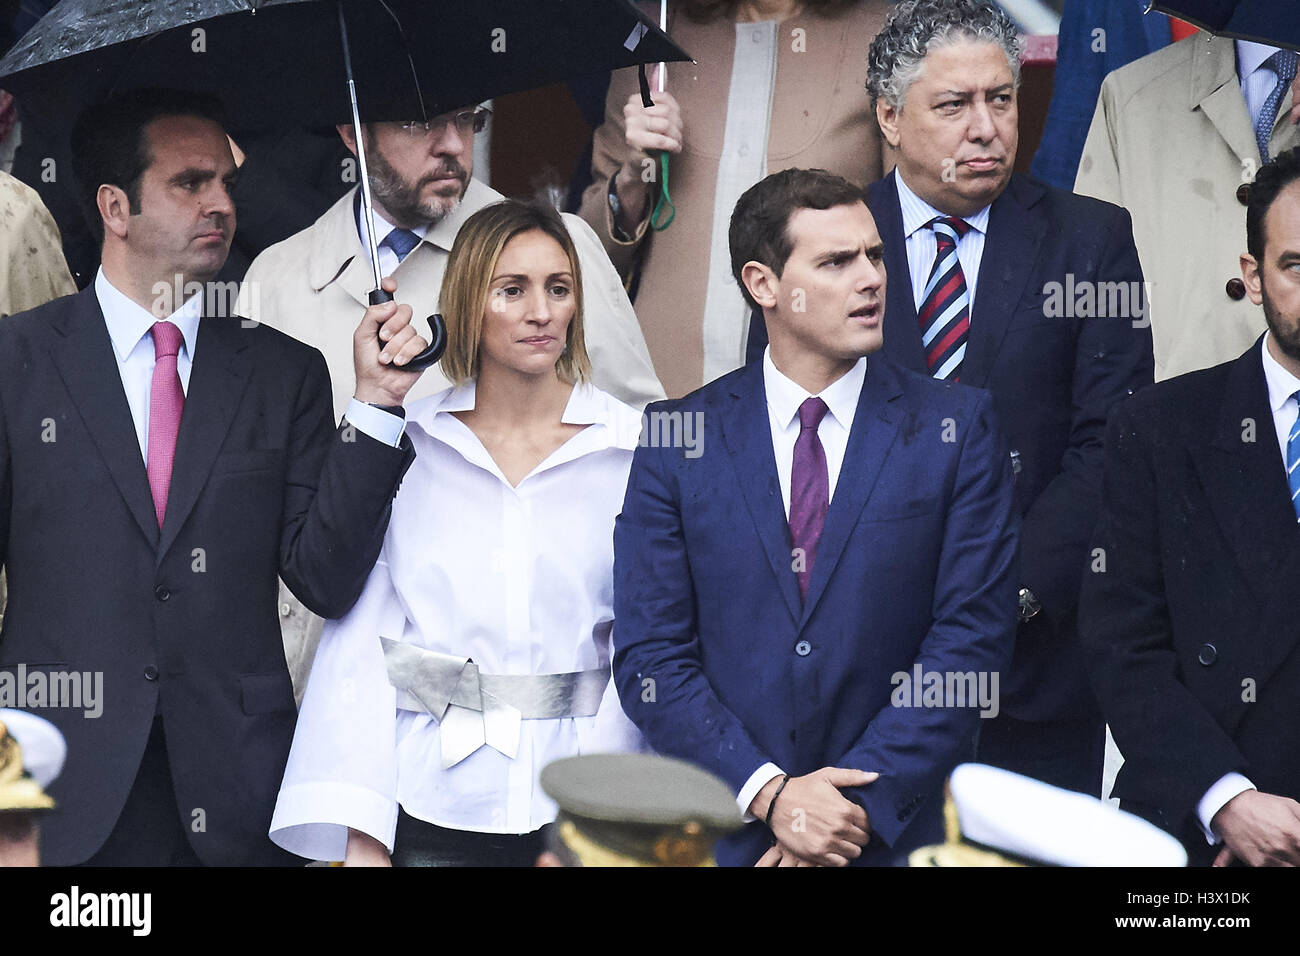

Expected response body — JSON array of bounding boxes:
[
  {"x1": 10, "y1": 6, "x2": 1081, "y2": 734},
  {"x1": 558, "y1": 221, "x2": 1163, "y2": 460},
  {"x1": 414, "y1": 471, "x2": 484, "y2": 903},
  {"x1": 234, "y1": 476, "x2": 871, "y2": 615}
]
[{"x1": 380, "y1": 637, "x2": 609, "y2": 768}]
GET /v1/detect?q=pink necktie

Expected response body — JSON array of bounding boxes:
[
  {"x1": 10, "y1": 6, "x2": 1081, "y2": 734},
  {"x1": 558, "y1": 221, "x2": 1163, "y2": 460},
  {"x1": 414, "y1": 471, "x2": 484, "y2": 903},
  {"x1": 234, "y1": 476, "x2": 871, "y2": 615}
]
[{"x1": 147, "y1": 321, "x2": 185, "y2": 528}]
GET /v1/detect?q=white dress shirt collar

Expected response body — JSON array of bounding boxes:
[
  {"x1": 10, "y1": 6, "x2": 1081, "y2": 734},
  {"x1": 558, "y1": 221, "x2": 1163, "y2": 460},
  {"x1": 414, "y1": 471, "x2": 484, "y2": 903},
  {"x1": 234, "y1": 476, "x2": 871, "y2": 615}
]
[
  {"x1": 1237, "y1": 40, "x2": 1284, "y2": 83},
  {"x1": 355, "y1": 198, "x2": 431, "y2": 263},
  {"x1": 1261, "y1": 332, "x2": 1300, "y2": 415},
  {"x1": 762, "y1": 346, "x2": 865, "y2": 435},
  {"x1": 894, "y1": 168, "x2": 992, "y2": 241},
  {"x1": 94, "y1": 266, "x2": 201, "y2": 363},
  {"x1": 407, "y1": 379, "x2": 643, "y2": 486}
]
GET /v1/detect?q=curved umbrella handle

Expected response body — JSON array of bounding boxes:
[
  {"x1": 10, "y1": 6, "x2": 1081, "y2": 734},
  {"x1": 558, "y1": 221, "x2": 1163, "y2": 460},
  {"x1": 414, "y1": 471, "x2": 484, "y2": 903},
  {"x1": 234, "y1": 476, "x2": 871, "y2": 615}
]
[{"x1": 369, "y1": 288, "x2": 447, "y2": 373}]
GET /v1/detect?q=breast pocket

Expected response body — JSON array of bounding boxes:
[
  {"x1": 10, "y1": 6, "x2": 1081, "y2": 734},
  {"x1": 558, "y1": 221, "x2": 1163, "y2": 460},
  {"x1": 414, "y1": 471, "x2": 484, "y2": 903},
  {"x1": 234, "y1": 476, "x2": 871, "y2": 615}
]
[
  {"x1": 863, "y1": 498, "x2": 939, "y2": 522},
  {"x1": 1004, "y1": 303, "x2": 1074, "y2": 336},
  {"x1": 239, "y1": 670, "x2": 296, "y2": 715},
  {"x1": 210, "y1": 449, "x2": 284, "y2": 478}
]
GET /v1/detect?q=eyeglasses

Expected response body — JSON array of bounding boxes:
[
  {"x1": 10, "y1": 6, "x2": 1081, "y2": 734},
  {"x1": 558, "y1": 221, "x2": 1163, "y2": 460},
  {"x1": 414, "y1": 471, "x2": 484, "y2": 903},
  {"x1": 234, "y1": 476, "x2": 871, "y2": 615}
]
[{"x1": 395, "y1": 107, "x2": 491, "y2": 138}]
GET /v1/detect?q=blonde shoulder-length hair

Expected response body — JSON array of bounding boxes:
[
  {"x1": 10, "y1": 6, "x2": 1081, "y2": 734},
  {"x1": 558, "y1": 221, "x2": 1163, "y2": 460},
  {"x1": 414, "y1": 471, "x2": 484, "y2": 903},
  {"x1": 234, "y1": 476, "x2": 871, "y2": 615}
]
[{"x1": 438, "y1": 200, "x2": 591, "y2": 385}]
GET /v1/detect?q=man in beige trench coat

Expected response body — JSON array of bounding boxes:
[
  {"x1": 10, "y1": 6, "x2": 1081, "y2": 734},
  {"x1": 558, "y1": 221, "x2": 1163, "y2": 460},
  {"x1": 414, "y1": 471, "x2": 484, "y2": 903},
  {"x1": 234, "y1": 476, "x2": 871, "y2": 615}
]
[{"x1": 1076, "y1": 32, "x2": 1300, "y2": 382}]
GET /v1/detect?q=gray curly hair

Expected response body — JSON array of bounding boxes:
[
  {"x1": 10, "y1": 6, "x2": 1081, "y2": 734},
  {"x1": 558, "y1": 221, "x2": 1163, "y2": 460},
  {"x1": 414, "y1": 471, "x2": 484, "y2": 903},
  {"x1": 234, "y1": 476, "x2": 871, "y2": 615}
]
[{"x1": 866, "y1": 0, "x2": 1024, "y2": 110}]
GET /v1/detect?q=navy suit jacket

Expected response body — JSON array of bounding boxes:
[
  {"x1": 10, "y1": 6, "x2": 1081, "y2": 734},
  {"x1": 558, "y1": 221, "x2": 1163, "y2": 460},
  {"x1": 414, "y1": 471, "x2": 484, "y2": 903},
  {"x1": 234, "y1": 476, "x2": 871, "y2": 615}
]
[
  {"x1": 1028, "y1": 0, "x2": 1171, "y2": 191},
  {"x1": 1082, "y1": 340, "x2": 1300, "y2": 864},
  {"x1": 613, "y1": 353, "x2": 1019, "y2": 865},
  {"x1": 864, "y1": 171, "x2": 1154, "y2": 723}
]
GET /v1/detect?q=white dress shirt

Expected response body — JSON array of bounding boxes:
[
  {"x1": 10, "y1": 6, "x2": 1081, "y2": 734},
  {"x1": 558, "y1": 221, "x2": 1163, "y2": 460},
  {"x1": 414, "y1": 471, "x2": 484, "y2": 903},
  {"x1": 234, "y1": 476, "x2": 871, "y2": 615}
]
[
  {"x1": 270, "y1": 381, "x2": 646, "y2": 860},
  {"x1": 1195, "y1": 334, "x2": 1300, "y2": 842},
  {"x1": 735, "y1": 348, "x2": 867, "y2": 818},
  {"x1": 1237, "y1": 40, "x2": 1287, "y2": 134},
  {"x1": 95, "y1": 267, "x2": 403, "y2": 452},
  {"x1": 894, "y1": 170, "x2": 991, "y2": 316}
]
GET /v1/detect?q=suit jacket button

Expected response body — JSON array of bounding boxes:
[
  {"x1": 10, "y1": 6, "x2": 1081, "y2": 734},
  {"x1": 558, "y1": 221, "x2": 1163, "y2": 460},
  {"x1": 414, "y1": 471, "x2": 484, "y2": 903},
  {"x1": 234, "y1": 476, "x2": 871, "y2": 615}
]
[
  {"x1": 154, "y1": 585, "x2": 170, "y2": 602},
  {"x1": 144, "y1": 666, "x2": 159, "y2": 681},
  {"x1": 1237, "y1": 182, "x2": 1251, "y2": 206},
  {"x1": 1225, "y1": 278, "x2": 1246, "y2": 300},
  {"x1": 795, "y1": 640, "x2": 811, "y2": 657},
  {"x1": 1197, "y1": 643, "x2": 1218, "y2": 666}
]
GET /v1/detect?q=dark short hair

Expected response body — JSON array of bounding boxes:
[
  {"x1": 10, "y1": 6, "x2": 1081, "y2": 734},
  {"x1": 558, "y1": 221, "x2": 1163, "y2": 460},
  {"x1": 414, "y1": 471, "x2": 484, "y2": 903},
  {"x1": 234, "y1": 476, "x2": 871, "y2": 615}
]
[
  {"x1": 70, "y1": 88, "x2": 226, "y2": 244},
  {"x1": 728, "y1": 168, "x2": 866, "y2": 310},
  {"x1": 1247, "y1": 146, "x2": 1300, "y2": 262}
]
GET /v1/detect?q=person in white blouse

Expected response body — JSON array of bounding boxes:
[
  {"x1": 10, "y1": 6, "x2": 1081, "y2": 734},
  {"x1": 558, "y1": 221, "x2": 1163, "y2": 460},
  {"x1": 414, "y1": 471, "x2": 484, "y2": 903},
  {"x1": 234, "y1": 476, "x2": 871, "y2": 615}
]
[{"x1": 270, "y1": 199, "x2": 645, "y2": 866}]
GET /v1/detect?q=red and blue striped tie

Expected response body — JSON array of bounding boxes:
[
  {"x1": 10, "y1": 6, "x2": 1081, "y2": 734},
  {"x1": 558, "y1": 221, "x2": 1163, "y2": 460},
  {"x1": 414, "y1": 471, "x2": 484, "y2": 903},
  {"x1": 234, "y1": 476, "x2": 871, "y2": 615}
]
[{"x1": 918, "y1": 216, "x2": 971, "y2": 381}]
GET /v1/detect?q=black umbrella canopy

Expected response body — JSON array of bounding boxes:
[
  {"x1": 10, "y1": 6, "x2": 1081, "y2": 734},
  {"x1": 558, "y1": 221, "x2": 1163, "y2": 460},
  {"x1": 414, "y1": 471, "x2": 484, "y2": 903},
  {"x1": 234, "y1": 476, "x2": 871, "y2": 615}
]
[
  {"x1": 1149, "y1": 1, "x2": 1300, "y2": 53},
  {"x1": 0, "y1": 0, "x2": 693, "y2": 130}
]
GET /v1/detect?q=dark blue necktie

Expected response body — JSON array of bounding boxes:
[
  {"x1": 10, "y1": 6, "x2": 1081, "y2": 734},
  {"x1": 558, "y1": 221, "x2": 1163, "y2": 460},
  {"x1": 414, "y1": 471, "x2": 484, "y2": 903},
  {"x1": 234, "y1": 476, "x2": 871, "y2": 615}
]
[
  {"x1": 1257, "y1": 49, "x2": 1299, "y2": 164},
  {"x1": 1288, "y1": 390, "x2": 1300, "y2": 522},
  {"x1": 381, "y1": 228, "x2": 421, "y2": 263}
]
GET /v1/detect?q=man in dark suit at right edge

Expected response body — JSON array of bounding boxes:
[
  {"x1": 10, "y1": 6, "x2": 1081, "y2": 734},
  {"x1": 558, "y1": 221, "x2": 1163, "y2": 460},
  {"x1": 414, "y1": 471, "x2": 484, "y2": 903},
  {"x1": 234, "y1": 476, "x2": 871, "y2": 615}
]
[{"x1": 1082, "y1": 148, "x2": 1300, "y2": 866}]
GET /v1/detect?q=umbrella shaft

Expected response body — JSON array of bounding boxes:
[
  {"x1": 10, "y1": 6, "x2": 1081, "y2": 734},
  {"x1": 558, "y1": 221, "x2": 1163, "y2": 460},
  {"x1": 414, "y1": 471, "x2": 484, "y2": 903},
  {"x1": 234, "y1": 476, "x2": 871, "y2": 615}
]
[{"x1": 338, "y1": 1, "x2": 385, "y2": 292}]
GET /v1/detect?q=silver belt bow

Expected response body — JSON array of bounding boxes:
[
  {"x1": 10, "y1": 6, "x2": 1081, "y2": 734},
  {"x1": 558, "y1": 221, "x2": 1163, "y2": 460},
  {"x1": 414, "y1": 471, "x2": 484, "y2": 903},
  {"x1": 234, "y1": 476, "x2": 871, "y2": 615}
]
[{"x1": 380, "y1": 637, "x2": 609, "y2": 768}]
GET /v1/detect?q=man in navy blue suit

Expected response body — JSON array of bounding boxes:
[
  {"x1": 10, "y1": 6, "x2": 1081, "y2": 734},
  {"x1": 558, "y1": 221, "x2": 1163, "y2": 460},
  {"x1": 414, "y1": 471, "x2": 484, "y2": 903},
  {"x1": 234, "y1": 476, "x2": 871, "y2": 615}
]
[
  {"x1": 861, "y1": 0, "x2": 1154, "y2": 797},
  {"x1": 613, "y1": 167, "x2": 1019, "y2": 867}
]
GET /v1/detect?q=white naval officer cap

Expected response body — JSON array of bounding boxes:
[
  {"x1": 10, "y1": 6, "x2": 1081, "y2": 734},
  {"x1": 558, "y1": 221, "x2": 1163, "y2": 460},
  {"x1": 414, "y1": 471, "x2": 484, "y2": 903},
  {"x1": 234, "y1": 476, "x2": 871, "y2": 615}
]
[
  {"x1": 948, "y1": 762, "x2": 1187, "y2": 867},
  {"x1": 0, "y1": 709, "x2": 66, "y2": 793}
]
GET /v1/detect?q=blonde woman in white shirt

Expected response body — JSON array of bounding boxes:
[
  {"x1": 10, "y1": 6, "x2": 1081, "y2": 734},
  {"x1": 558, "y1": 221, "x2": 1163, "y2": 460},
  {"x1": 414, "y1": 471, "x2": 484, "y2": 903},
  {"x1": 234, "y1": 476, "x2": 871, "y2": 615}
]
[{"x1": 269, "y1": 200, "x2": 645, "y2": 866}]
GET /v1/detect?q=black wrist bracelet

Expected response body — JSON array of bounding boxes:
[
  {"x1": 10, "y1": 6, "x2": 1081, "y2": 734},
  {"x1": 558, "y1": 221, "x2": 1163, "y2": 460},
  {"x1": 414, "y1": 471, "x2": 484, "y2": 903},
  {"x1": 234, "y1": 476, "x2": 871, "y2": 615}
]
[{"x1": 765, "y1": 774, "x2": 792, "y2": 831}]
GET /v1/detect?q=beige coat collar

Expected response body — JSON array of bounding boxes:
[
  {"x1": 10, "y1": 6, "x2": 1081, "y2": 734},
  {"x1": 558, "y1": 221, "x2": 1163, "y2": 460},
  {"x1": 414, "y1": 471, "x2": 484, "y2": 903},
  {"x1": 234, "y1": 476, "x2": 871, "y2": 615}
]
[
  {"x1": 1190, "y1": 33, "x2": 1294, "y2": 166},
  {"x1": 306, "y1": 178, "x2": 502, "y2": 306}
]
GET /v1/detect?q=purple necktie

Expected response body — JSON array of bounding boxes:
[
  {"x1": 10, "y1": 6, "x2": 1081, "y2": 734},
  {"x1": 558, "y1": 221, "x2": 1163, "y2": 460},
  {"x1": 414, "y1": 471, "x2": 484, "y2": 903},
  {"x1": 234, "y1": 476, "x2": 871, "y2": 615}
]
[
  {"x1": 790, "y1": 397, "x2": 829, "y2": 602},
  {"x1": 147, "y1": 321, "x2": 185, "y2": 528}
]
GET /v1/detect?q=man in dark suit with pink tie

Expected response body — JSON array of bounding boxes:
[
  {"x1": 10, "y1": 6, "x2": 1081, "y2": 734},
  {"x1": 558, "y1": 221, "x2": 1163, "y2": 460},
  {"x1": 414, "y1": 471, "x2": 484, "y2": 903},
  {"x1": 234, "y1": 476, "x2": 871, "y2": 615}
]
[{"x1": 0, "y1": 88, "x2": 430, "y2": 865}]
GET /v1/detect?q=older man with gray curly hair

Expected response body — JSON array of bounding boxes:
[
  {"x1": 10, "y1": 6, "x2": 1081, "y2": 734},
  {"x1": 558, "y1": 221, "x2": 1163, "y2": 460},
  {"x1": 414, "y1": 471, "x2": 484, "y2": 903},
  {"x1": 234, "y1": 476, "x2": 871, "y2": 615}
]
[{"x1": 862, "y1": 0, "x2": 1154, "y2": 800}]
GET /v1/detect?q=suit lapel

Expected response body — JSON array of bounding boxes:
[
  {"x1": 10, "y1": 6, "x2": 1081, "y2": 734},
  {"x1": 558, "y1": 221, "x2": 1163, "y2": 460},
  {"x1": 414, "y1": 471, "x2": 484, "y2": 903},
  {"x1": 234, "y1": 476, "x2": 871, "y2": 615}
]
[
  {"x1": 1194, "y1": 344, "x2": 1300, "y2": 689},
  {"x1": 1191, "y1": 35, "x2": 1264, "y2": 169},
  {"x1": 800, "y1": 353, "x2": 904, "y2": 624},
  {"x1": 156, "y1": 316, "x2": 252, "y2": 562},
  {"x1": 718, "y1": 364, "x2": 802, "y2": 625},
  {"x1": 964, "y1": 175, "x2": 1047, "y2": 388},
  {"x1": 869, "y1": 172, "x2": 925, "y2": 372},
  {"x1": 308, "y1": 189, "x2": 372, "y2": 308},
  {"x1": 48, "y1": 288, "x2": 159, "y2": 550}
]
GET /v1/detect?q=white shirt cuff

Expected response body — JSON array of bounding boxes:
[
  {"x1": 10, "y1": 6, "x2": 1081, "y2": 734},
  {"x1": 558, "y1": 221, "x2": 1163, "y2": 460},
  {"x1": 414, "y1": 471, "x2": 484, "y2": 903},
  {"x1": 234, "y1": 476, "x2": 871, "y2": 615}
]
[
  {"x1": 269, "y1": 781, "x2": 400, "y2": 862},
  {"x1": 1196, "y1": 773, "x2": 1256, "y2": 844},
  {"x1": 737, "y1": 763, "x2": 786, "y2": 824},
  {"x1": 344, "y1": 398, "x2": 405, "y2": 447}
]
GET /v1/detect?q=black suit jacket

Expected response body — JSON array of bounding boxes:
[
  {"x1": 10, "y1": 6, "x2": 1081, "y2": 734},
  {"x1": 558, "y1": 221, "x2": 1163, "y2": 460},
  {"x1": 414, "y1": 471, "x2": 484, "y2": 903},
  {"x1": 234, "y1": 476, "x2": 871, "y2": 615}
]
[
  {"x1": 0, "y1": 286, "x2": 413, "y2": 865},
  {"x1": 865, "y1": 171, "x2": 1153, "y2": 722},
  {"x1": 1081, "y1": 340, "x2": 1300, "y2": 863}
]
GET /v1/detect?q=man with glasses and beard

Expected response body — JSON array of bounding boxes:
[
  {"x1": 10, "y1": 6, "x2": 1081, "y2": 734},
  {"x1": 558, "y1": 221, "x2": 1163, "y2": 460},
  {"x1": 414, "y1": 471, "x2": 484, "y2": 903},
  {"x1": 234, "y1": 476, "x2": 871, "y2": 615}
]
[
  {"x1": 1082, "y1": 147, "x2": 1300, "y2": 867},
  {"x1": 241, "y1": 106, "x2": 665, "y2": 696}
]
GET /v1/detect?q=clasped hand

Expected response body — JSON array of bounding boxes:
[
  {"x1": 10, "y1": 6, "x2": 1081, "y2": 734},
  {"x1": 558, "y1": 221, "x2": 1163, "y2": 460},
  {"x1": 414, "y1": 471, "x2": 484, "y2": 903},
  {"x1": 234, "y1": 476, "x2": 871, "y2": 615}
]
[{"x1": 750, "y1": 767, "x2": 878, "y2": 867}]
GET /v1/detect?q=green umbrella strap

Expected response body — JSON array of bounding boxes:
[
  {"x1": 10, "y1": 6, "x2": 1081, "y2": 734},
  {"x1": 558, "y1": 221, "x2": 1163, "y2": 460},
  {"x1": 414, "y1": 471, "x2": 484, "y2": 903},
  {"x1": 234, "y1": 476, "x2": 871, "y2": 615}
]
[{"x1": 651, "y1": 152, "x2": 675, "y2": 231}]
